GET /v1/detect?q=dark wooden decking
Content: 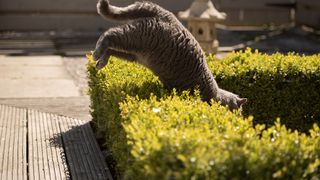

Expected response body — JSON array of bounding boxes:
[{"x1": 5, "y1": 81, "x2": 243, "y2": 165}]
[{"x1": 0, "y1": 104, "x2": 113, "y2": 180}]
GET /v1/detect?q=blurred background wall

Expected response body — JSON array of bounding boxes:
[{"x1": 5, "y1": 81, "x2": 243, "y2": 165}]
[{"x1": 0, "y1": 0, "x2": 319, "y2": 31}]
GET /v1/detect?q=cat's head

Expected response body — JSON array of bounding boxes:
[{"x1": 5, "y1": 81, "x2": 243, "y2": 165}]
[{"x1": 215, "y1": 89, "x2": 247, "y2": 113}]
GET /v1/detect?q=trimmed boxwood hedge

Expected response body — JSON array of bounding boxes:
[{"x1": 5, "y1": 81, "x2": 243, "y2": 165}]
[
  {"x1": 87, "y1": 49, "x2": 320, "y2": 179},
  {"x1": 208, "y1": 49, "x2": 320, "y2": 132}
]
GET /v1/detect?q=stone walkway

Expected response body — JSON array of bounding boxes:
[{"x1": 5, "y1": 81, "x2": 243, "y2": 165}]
[{"x1": 0, "y1": 55, "x2": 90, "y2": 121}]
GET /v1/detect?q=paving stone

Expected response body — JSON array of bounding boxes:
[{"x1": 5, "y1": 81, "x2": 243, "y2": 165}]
[{"x1": 0, "y1": 55, "x2": 80, "y2": 98}]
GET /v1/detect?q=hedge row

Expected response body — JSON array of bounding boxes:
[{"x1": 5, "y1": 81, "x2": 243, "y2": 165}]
[
  {"x1": 208, "y1": 49, "x2": 320, "y2": 131},
  {"x1": 87, "y1": 50, "x2": 320, "y2": 179},
  {"x1": 120, "y1": 96, "x2": 320, "y2": 179}
]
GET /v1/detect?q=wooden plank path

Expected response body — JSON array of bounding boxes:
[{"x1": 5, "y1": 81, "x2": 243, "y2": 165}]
[{"x1": 0, "y1": 105, "x2": 113, "y2": 180}]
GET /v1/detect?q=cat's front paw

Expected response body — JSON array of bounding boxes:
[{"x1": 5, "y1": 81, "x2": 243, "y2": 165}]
[
  {"x1": 92, "y1": 49, "x2": 102, "y2": 61},
  {"x1": 96, "y1": 59, "x2": 108, "y2": 70},
  {"x1": 93, "y1": 45, "x2": 109, "y2": 70},
  {"x1": 94, "y1": 51, "x2": 109, "y2": 69}
]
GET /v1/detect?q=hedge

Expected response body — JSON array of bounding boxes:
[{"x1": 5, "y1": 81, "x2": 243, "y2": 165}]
[
  {"x1": 87, "y1": 49, "x2": 320, "y2": 179},
  {"x1": 120, "y1": 96, "x2": 320, "y2": 179},
  {"x1": 208, "y1": 49, "x2": 320, "y2": 131}
]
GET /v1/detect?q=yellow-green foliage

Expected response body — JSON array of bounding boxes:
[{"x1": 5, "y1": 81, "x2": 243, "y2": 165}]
[
  {"x1": 87, "y1": 55, "x2": 168, "y2": 177},
  {"x1": 87, "y1": 50, "x2": 320, "y2": 179},
  {"x1": 121, "y1": 97, "x2": 320, "y2": 179},
  {"x1": 208, "y1": 49, "x2": 320, "y2": 131}
]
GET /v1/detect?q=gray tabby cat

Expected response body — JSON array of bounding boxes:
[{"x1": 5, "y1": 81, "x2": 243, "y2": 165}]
[{"x1": 93, "y1": 0, "x2": 247, "y2": 111}]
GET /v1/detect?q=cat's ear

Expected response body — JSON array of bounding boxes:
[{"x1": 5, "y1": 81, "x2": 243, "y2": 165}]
[{"x1": 237, "y1": 98, "x2": 247, "y2": 106}]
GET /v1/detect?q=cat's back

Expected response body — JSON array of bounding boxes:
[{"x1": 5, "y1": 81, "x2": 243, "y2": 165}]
[
  {"x1": 129, "y1": 18, "x2": 202, "y2": 67},
  {"x1": 127, "y1": 17, "x2": 206, "y2": 89},
  {"x1": 132, "y1": 16, "x2": 199, "y2": 49}
]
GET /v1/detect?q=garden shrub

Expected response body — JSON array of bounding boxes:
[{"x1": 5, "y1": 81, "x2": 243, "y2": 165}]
[
  {"x1": 87, "y1": 50, "x2": 320, "y2": 179},
  {"x1": 120, "y1": 96, "x2": 320, "y2": 180},
  {"x1": 208, "y1": 49, "x2": 320, "y2": 131}
]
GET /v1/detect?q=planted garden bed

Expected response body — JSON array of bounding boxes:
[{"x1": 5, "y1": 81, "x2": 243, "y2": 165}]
[{"x1": 87, "y1": 49, "x2": 320, "y2": 179}]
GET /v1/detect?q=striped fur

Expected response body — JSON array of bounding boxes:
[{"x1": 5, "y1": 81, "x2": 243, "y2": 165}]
[{"x1": 93, "y1": 0, "x2": 247, "y2": 111}]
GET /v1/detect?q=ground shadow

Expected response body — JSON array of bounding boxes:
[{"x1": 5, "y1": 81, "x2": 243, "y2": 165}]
[{"x1": 49, "y1": 121, "x2": 113, "y2": 180}]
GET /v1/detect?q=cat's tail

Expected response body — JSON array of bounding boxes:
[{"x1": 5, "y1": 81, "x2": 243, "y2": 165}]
[{"x1": 97, "y1": 0, "x2": 169, "y2": 21}]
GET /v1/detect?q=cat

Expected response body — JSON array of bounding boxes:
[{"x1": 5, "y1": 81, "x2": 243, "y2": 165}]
[{"x1": 93, "y1": 0, "x2": 247, "y2": 111}]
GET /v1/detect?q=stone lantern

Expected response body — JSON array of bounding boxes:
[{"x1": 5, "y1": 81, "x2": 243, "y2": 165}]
[{"x1": 179, "y1": 0, "x2": 226, "y2": 54}]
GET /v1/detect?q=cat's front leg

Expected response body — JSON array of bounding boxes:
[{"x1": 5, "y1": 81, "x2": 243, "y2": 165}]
[
  {"x1": 93, "y1": 48, "x2": 137, "y2": 69},
  {"x1": 93, "y1": 33, "x2": 111, "y2": 69},
  {"x1": 94, "y1": 25, "x2": 141, "y2": 69},
  {"x1": 107, "y1": 49, "x2": 137, "y2": 62}
]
